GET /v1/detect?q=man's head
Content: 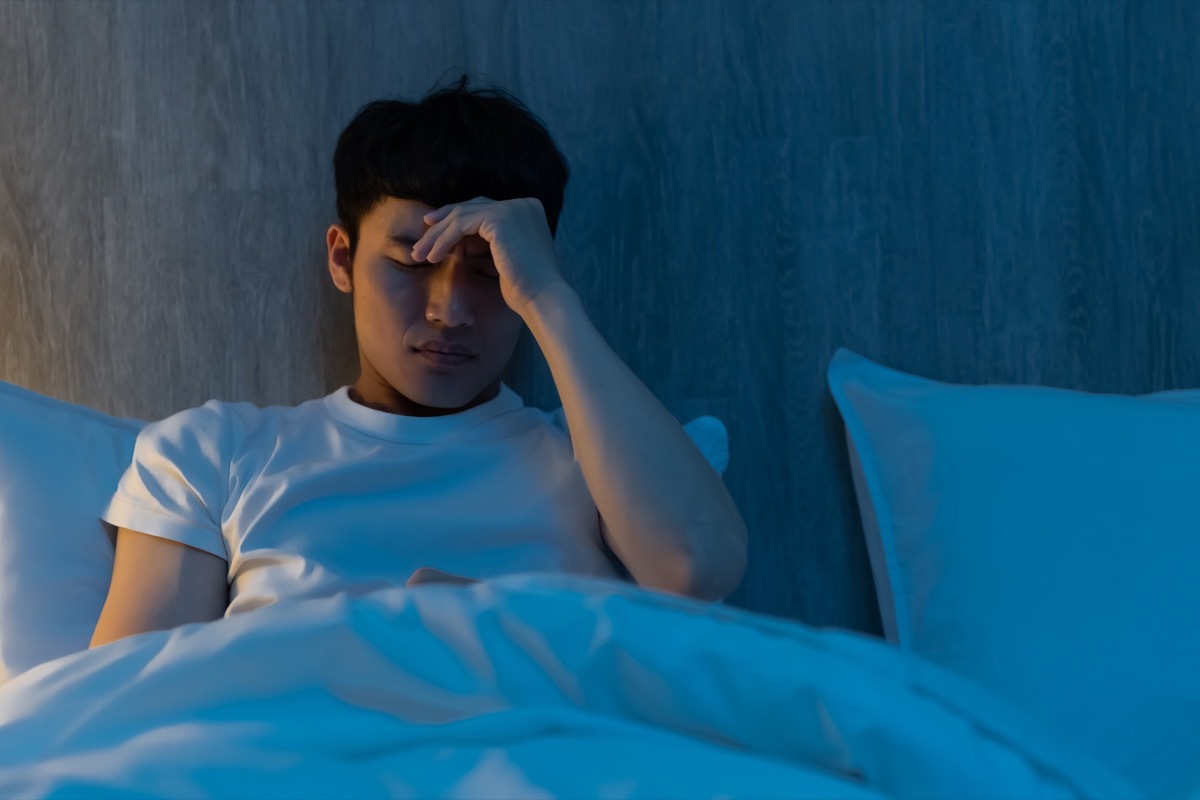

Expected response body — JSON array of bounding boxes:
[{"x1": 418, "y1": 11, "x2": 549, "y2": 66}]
[{"x1": 325, "y1": 74, "x2": 569, "y2": 416}]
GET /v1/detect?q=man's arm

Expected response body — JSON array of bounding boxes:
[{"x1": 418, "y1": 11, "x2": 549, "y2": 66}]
[
  {"x1": 519, "y1": 283, "x2": 748, "y2": 601},
  {"x1": 91, "y1": 528, "x2": 228, "y2": 648},
  {"x1": 408, "y1": 196, "x2": 746, "y2": 600}
]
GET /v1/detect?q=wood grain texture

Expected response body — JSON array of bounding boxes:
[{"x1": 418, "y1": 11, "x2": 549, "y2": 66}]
[{"x1": 1, "y1": 0, "x2": 1197, "y2": 633}]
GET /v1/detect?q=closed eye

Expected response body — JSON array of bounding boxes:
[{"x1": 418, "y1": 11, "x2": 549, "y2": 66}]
[
  {"x1": 384, "y1": 256, "x2": 439, "y2": 272},
  {"x1": 387, "y1": 258, "x2": 499, "y2": 280}
]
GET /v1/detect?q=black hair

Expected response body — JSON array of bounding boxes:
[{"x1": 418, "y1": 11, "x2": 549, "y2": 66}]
[{"x1": 333, "y1": 73, "x2": 570, "y2": 264}]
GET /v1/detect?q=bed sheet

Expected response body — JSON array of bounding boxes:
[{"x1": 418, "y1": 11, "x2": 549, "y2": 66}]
[{"x1": 0, "y1": 572, "x2": 1140, "y2": 799}]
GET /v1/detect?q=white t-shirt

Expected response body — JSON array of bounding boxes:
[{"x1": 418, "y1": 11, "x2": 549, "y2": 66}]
[{"x1": 101, "y1": 383, "x2": 626, "y2": 617}]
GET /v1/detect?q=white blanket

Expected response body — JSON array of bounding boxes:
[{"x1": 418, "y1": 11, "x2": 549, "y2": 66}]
[{"x1": 0, "y1": 573, "x2": 1139, "y2": 799}]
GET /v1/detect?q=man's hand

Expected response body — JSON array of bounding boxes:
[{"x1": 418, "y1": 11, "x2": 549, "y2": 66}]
[
  {"x1": 406, "y1": 566, "x2": 480, "y2": 587},
  {"x1": 409, "y1": 196, "x2": 569, "y2": 318}
]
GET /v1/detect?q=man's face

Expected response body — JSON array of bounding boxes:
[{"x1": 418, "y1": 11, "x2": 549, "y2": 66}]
[{"x1": 327, "y1": 197, "x2": 525, "y2": 416}]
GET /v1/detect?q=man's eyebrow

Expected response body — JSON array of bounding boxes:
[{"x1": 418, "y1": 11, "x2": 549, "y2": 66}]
[{"x1": 387, "y1": 232, "x2": 492, "y2": 259}]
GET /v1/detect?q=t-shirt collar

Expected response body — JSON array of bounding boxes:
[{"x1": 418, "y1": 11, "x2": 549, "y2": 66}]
[{"x1": 324, "y1": 382, "x2": 524, "y2": 443}]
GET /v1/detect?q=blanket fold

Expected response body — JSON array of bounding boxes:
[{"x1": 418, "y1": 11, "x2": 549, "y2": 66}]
[{"x1": 0, "y1": 572, "x2": 1140, "y2": 799}]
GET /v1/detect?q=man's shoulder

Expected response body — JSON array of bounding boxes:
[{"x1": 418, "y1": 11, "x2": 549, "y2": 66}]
[{"x1": 140, "y1": 394, "x2": 330, "y2": 448}]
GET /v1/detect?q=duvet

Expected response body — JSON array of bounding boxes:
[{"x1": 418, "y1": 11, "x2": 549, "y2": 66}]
[{"x1": 0, "y1": 572, "x2": 1139, "y2": 799}]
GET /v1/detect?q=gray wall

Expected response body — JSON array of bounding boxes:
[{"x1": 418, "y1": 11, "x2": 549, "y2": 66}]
[{"x1": 2, "y1": 0, "x2": 1197, "y2": 634}]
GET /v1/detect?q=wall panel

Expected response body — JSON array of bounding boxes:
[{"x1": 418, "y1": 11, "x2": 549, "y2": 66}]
[{"x1": 2, "y1": 0, "x2": 1197, "y2": 632}]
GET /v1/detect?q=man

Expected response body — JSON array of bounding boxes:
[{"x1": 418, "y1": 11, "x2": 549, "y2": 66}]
[{"x1": 90, "y1": 74, "x2": 746, "y2": 649}]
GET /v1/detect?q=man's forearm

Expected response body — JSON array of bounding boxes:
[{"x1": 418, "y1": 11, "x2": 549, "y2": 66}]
[{"x1": 518, "y1": 283, "x2": 748, "y2": 600}]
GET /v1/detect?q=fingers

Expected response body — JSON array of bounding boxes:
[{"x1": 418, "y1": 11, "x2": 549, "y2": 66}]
[
  {"x1": 410, "y1": 205, "x2": 447, "y2": 262},
  {"x1": 409, "y1": 225, "x2": 439, "y2": 262},
  {"x1": 413, "y1": 202, "x2": 488, "y2": 262},
  {"x1": 406, "y1": 566, "x2": 442, "y2": 585},
  {"x1": 423, "y1": 207, "x2": 451, "y2": 224},
  {"x1": 414, "y1": 205, "x2": 466, "y2": 262},
  {"x1": 406, "y1": 566, "x2": 479, "y2": 587}
]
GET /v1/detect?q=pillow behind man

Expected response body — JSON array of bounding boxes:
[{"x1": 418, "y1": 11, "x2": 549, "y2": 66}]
[
  {"x1": 827, "y1": 346, "x2": 1200, "y2": 799},
  {"x1": 0, "y1": 379, "x2": 144, "y2": 680}
]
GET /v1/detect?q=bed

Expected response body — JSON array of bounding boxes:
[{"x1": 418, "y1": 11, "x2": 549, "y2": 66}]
[{"x1": 0, "y1": 347, "x2": 1195, "y2": 799}]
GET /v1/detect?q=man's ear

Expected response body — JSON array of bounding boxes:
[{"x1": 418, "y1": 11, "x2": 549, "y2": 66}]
[{"x1": 326, "y1": 223, "x2": 354, "y2": 294}]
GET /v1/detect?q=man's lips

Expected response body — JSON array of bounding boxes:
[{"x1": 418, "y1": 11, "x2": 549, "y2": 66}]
[
  {"x1": 414, "y1": 348, "x2": 476, "y2": 366},
  {"x1": 413, "y1": 341, "x2": 476, "y2": 357}
]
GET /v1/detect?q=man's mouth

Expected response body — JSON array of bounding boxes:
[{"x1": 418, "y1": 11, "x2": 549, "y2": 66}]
[
  {"x1": 414, "y1": 348, "x2": 475, "y2": 367},
  {"x1": 414, "y1": 340, "x2": 476, "y2": 357}
]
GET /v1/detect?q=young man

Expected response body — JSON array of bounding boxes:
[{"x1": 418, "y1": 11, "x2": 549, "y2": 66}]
[{"x1": 90, "y1": 75, "x2": 747, "y2": 649}]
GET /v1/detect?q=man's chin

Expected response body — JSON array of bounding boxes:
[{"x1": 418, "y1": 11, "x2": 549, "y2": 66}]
[{"x1": 396, "y1": 375, "x2": 491, "y2": 414}]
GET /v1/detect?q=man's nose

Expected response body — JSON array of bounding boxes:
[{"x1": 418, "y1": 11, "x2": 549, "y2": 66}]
[{"x1": 424, "y1": 254, "x2": 475, "y2": 327}]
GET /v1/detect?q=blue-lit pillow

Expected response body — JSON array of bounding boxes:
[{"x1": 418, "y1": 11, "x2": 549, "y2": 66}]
[
  {"x1": 0, "y1": 381, "x2": 144, "y2": 680},
  {"x1": 828, "y1": 347, "x2": 1200, "y2": 799}
]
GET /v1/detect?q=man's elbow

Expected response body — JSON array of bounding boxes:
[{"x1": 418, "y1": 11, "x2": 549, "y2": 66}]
[
  {"x1": 689, "y1": 540, "x2": 747, "y2": 602},
  {"x1": 651, "y1": 524, "x2": 748, "y2": 602}
]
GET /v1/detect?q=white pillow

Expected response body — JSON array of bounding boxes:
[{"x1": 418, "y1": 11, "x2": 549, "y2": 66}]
[
  {"x1": 827, "y1": 346, "x2": 1200, "y2": 799},
  {"x1": 0, "y1": 381, "x2": 727, "y2": 680},
  {"x1": 0, "y1": 380, "x2": 144, "y2": 680}
]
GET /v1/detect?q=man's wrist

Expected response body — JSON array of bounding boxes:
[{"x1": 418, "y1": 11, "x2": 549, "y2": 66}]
[{"x1": 516, "y1": 281, "x2": 581, "y2": 331}]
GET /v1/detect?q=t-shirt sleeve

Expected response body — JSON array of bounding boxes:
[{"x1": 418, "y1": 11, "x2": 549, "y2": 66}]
[{"x1": 101, "y1": 401, "x2": 235, "y2": 562}]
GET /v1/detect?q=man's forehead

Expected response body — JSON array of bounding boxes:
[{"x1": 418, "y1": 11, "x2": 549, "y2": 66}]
[
  {"x1": 376, "y1": 198, "x2": 486, "y2": 247},
  {"x1": 379, "y1": 197, "x2": 429, "y2": 226}
]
